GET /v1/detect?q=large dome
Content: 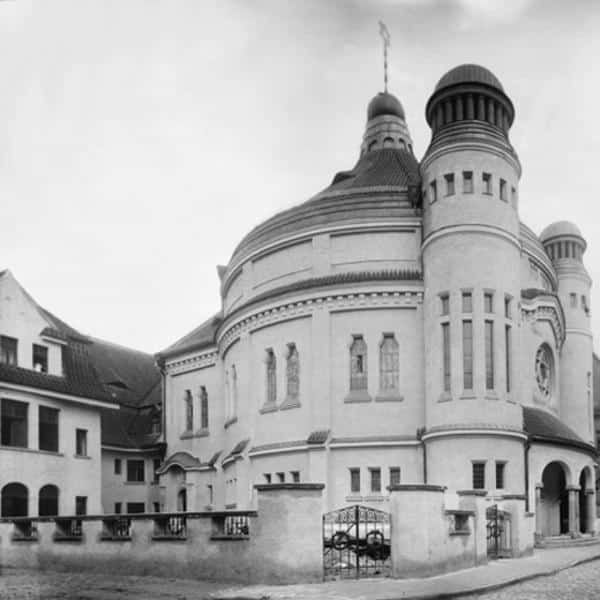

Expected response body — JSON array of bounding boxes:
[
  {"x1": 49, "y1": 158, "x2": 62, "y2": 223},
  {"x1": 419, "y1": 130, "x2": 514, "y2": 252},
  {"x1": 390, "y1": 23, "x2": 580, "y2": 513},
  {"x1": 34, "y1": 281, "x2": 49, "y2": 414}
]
[
  {"x1": 435, "y1": 64, "x2": 504, "y2": 93},
  {"x1": 367, "y1": 92, "x2": 405, "y2": 120}
]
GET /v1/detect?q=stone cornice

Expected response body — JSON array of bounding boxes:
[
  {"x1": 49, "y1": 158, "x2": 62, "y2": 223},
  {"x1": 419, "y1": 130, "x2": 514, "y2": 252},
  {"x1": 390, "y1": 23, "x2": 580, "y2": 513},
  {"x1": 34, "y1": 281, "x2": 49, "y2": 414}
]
[
  {"x1": 165, "y1": 350, "x2": 218, "y2": 376},
  {"x1": 422, "y1": 223, "x2": 521, "y2": 253},
  {"x1": 217, "y1": 288, "x2": 424, "y2": 356}
]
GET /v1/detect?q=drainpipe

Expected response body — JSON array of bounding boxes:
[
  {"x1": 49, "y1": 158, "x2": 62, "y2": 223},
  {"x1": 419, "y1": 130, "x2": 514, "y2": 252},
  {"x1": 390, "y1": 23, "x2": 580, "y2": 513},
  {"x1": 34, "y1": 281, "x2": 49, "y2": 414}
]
[
  {"x1": 418, "y1": 428, "x2": 427, "y2": 484},
  {"x1": 524, "y1": 439, "x2": 530, "y2": 512}
]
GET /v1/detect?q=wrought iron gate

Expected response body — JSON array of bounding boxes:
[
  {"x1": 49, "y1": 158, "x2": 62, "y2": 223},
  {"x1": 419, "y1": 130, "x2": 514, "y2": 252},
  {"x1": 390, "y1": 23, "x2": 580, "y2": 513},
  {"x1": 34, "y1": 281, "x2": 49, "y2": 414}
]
[
  {"x1": 486, "y1": 504, "x2": 511, "y2": 558},
  {"x1": 323, "y1": 505, "x2": 391, "y2": 579}
]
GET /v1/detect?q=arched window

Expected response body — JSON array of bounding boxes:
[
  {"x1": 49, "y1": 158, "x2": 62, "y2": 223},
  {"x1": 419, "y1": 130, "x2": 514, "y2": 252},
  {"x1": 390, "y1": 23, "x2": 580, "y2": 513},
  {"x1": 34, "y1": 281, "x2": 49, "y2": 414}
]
[
  {"x1": 383, "y1": 136, "x2": 394, "y2": 148},
  {"x1": 379, "y1": 334, "x2": 399, "y2": 392},
  {"x1": 286, "y1": 343, "x2": 300, "y2": 402},
  {"x1": 368, "y1": 140, "x2": 378, "y2": 152},
  {"x1": 1, "y1": 482, "x2": 28, "y2": 517},
  {"x1": 266, "y1": 349, "x2": 277, "y2": 405},
  {"x1": 350, "y1": 335, "x2": 368, "y2": 391},
  {"x1": 184, "y1": 390, "x2": 193, "y2": 431},
  {"x1": 38, "y1": 484, "x2": 59, "y2": 516},
  {"x1": 200, "y1": 386, "x2": 209, "y2": 430}
]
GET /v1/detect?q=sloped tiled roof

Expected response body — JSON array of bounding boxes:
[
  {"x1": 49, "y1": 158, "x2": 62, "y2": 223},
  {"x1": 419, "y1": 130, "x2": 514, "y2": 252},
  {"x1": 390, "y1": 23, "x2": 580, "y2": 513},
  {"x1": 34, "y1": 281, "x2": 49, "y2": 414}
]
[{"x1": 158, "y1": 314, "x2": 222, "y2": 360}]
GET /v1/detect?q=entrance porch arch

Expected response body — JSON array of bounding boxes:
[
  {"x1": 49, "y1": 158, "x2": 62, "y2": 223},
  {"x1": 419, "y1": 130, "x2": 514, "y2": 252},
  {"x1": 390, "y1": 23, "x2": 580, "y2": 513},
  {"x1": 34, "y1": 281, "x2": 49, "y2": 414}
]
[
  {"x1": 538, "y1": 461, "x2": 570, "y2": 537},
  {"x1": 1, "y1": 482, "x2": 28, "y2": 517}
]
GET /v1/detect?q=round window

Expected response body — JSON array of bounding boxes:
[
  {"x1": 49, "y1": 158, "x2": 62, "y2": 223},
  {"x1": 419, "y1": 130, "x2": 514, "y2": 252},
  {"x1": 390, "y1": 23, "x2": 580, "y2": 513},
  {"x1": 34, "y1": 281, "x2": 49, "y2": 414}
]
[{"x1": 535, "y1": 344, "x2": 554, "y2": 399}]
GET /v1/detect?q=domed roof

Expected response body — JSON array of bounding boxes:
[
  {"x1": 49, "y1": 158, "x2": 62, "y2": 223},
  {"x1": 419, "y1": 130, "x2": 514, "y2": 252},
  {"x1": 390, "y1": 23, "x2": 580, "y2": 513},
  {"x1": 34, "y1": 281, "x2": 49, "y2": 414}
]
[
  {"x1": 540, "y1": 221, "x2": 584, "y2": 242},
  {"x1": 435, "y1": 64, "x2": 504, "y2": 93},
  {"x1": 367, "y1": 92, "x2": 405, "y2": 120}
]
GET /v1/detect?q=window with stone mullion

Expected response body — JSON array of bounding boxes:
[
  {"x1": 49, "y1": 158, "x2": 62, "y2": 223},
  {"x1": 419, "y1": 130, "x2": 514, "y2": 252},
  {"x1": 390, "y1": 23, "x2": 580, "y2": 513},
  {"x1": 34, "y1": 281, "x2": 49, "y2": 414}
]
[
  {"x1": 350, "y1": 336, "x2": 368, "y2": 391},
  {"x1": 286, "y1": 344, "x2": 300, "y2": 402},
  {"x1": 266, "y1": 350, "x2": 277, "y2": 405},
  {"x1": 379, "y1": 334, "x2": 399, "y2": 392}
]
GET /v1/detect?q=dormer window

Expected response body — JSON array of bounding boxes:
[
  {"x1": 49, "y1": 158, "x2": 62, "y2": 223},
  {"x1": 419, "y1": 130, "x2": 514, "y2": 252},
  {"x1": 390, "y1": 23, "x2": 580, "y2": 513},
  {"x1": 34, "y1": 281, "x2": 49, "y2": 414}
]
[
  {"x1": 0, "y1": 336, "x2": 17, "y2": 366},
  {"x1": 33, "y1": 345, "x2": 48, "y2": 373}
]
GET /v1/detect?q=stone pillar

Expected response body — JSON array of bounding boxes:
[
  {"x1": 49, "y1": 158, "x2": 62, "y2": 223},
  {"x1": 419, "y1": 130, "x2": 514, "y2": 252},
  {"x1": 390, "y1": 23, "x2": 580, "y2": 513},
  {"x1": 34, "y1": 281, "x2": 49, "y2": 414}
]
[
  {"x1": 466, "y1": 94, "x2": 474, "y2": 119},
  {"x1": 455, "y1": 95, "x2": 464, "y2": 121},
  {"x1": 253, "y1": 483, "x2": 324, "y2": 583},
  {"x1": 500, "y1": 494, "x2": 532, "y2": 557},
  {"x1": 567, "y1": 485, "x2": 580, "y2": 537},
  {"x1": 477, "y1": 95, "x2": 486, "y2": 120},
  {"x1": 487, "y1": 98, "x2": 495, "y2": 125},
  {"x1": 457, "y1": 490, "x2": 488, "y2": 565},
  {"x1": 586, "y1": 489, "x2": 596, "y2": 535},
  {"x1": 534, "y1": 483, "x2": 543, "y2": 542}
]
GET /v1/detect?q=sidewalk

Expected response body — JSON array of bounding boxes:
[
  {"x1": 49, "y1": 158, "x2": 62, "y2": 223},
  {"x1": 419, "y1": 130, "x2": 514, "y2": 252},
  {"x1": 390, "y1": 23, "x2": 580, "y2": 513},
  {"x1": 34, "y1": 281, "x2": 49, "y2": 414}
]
[{"x1": 208, "y1": 542, "x2": 600, "y2": 600}]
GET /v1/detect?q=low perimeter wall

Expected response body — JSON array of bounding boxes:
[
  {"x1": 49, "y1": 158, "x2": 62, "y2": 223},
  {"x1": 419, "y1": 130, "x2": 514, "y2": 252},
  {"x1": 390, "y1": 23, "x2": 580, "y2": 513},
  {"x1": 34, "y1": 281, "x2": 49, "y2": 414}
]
[{"x1": 0, "y1": 483, "x2": 324, "y2": 584}]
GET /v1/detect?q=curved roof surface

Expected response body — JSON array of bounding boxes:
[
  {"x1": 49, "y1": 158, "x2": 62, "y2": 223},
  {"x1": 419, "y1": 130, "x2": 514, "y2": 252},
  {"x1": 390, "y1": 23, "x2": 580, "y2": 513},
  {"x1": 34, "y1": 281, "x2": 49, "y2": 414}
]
[
  {"x1": 435, "y1": 64, "x2": 504, "y2": 93},
  {"x1": 540, "y1": 221, "x2": 584, "y2": 242},
  {"x1": 158, "y1": 313, "x2": 222, "y2": 359},
  {"x1": 367, "y1": 92, "x2": 405, "y2": 120},
  {"x1": 523, "y1": 406, "x2": 592, "y2": 451}
]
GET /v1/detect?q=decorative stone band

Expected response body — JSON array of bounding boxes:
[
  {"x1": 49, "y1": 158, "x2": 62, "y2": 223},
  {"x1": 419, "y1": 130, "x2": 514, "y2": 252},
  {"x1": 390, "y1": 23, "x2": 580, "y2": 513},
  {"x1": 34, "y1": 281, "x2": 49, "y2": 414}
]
[
  {"x1": 500, "y1": 494, "x2": 527, "y2": 501},
  {"x1": 329, "y1": 435, "x2": 420, "y2": 449},
  {"x1": 422, "y1": 426, "x2": 528, "y2": 443},
  {"x1": 387, "y1": 484, "x2": 446, "y2": 492},
  {"x1": 165, "y1": 349, "x2": 218, "y2": 376},
  {"x1": 218, "y1": 288, "x2": 424, "y2": 356},
  {"x1": 457, "y1": 490, "x2": 488, "y2": 497},
  {"x1": 421, "y1": 223, "x2": 521, "y2": 254},
  {"x1": 253, "y1": 483, "x2": 325, "y2": 492}
]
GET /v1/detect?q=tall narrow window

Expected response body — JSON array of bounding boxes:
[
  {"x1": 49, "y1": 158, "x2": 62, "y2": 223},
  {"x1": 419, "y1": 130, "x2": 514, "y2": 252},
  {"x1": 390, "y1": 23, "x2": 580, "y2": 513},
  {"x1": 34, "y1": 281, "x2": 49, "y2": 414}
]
[
  {"x1": 350, "y1": 335, "x2": 368, "y2": 391},
  {"x1": 499, "y1": 178, "x2": 507, "y2": 201},
  {"x1": 462, "y1": 291, "x2": 472, "y2": 313},
  {"x1": 370, "y1": 468, "x2": 381, "y2": 493},
  {"x1": 504, "y1": 296, "x2": 512, "y2": 318},
  {"x1": 485, "y1": 321, "x2": 494, "y2": 390},
  {"x1": 463, "y1": 171, "x2": 474, "y2": 193},
  {"x1": 440, "y1": 294, "x2": 450, "y2": 315},
  {"x1": 33, "y1": 345, "x2": 48, "y2": 373},
  {"x1": 505, "y1": 325, "x2": 512, "y2": 393},
  {"x1": 184, "y1": 390, "x2": 193, "y2": 431},
  {"x1": 444, "y1": 173, "x2": 455, "y2": 196},
  {"x1": 114, "y1": 458, "x2": 122, "y2": 475},
  {"x1": 472, "y1": 462, "x2": 486, "y2": 489},
  {"x1": 38, "y1": 406, "x2": 59, "y2": 452},
  {"x1": 231, "y1": 365, "x2": 238, "y2": 416},
  {"x1": 1, "y1": 399, "x2": 28, "y2": 448},
  {"x1": 484, "y1": 292, "x2": 494, "y2": 313},
  {"x1": 482, "y1": 172, "x2": 492, "y2": 194},
  {"x1": 429, "y1": 179, "x2": 438, "y2": 203},
  {"x1": 570, "y1": 293, "x2": 578, "y2": 308},
  {"x1": 153, "y1": 458, "x2": 161, "y2": 483},
  {"x1": 350, "y1": 468, "x2": 361, "y2": 493},
  {"x1": 266, "y1": 349, "x2": 277, "y2": 405},
  {"x1": 200, "y1": 386, "x2": 209, "y2": 430},
  {"x1": 495, "y1": 462, "x2": 505, "y2": 489},
  {"x1": 75, "y1": 496, "x2": 87, "y2": 516},
  {"x1": 207, "y1": 484, "x2": 214, "y2": 505},
  {"x1": 442, "y1": 323, "x2": 451, "y2": 392},
  {"x1": 511, "y1": 186, "x2": 517, "y2": 205},
  {"x1": 379, "y1": 334, "x2": 399, "y2": 392},
  {"x1": 462, "y1": 321, "x2": 473, "y2": 391},
  {"x1": 75, "y1": 429, "x2": 87, "y2": 457},
  {"x1": 0, "y1": 336, "x2": 18, "y2": 366},
  {"x1": 286, "y1": 343, "x2": 300, "y2": 402},
  {"x1": 389, "y1": 467, "x2": 401, "y2": 487}
]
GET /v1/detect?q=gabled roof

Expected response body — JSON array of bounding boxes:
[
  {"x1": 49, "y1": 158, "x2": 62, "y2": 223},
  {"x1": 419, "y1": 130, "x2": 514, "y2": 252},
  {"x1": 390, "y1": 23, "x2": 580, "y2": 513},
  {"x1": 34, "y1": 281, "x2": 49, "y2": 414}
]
[{"x1": 158, "y1": 313, "x2": 222, "y2": 360}]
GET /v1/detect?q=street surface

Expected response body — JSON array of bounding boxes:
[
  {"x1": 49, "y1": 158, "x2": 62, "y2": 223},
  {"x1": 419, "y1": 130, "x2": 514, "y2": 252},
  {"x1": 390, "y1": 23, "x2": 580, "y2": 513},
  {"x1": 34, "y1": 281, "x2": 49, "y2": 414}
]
[{"x1": 1, "y1": 558, "x2": 600, "y2": 599}]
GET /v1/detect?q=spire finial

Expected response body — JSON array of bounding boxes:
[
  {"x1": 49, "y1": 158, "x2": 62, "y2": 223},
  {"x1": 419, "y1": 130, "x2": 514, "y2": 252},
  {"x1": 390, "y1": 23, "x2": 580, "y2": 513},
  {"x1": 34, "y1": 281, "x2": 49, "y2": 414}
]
[{"x1": 378, "y1": 20, "x2": 391, "y2": 92}]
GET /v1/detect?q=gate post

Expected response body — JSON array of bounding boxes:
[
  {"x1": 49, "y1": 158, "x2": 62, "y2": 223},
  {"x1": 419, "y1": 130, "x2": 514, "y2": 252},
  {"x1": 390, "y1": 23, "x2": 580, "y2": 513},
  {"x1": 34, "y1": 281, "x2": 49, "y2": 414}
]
[
  {"x1": 253, "y1": 483, "x2": 325, "y2": 583},
  {"x1": 457, "y1": 490, "x2": 487, "y2": 565}
]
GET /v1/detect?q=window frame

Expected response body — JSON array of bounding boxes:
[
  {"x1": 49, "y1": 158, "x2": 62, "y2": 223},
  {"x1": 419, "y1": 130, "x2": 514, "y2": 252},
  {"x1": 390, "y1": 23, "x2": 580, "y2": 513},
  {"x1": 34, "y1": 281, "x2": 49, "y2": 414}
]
[
  {"x1": 482, "y1": 172, "x2": 492, "y2": 195},
  {"x1": 114, "y1": 458, "x2": 122, "y2": 475},
  {"x1": 389, "y1": 467, "x2": 401, "y2": 487},
  {"x1": 472, "y1": 462, "x2": 486, "y2": 490},
  {"x1": 462, "y1": 170, "x2": 474, "y2": 193},
  {"x1": 0, "y1": 335, "x2": 18, "y2": 366},
  {"x1": 126, "y1": 459, "x2": 145, "y2": 483},
  {"x1": 349, "y1": 335, "x2": 368, "y2": 391},
  {"x1": 38, "y1": 405, "x2": 59, "y2": 453},
  {"x1": 369, "y1": 467, "x2": 382, "y2": 493},
  {"x1": 1, "y1": 399, "x2": 29, "y2": 448},
  {"x1": 32, "y1": 344, "x2": 48, "y2": 373},
  {"x1": 444, "y1": 173, "x2": 455, "y2": 196},
  {"x1": 350, "y1": 468, "x2": 361, "y2": 494},
  {"x1": 495, "y1": 461, "x2": 506, "y2": 490}
]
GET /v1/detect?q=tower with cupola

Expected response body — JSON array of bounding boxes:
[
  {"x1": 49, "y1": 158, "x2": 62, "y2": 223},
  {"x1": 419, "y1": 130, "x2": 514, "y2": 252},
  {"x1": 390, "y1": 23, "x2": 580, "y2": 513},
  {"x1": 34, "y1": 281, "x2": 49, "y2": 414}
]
[{"x1": 540, "y1": 222, "x2": 594, "y2": 444}]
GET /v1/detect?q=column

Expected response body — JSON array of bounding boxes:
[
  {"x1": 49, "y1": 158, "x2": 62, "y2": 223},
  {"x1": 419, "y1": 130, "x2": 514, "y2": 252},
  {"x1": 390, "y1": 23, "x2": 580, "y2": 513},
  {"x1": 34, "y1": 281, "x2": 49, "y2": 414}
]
[
  {"x1": 466, "y1": 94, "x2": 475, "y2": 120},
  {"x1": 455, "y1": 95, "x2": 464, "y2": 121},
  {"x1": 585, "y1": 489, "x2": 596, "y2": 535},
  {"x1": 567, "y1": 485, "x2": 580, "y2": 537},
  {"x1": 445, "y1": 99, "x2": 453, "y2": 124},
  {"x1": 487, "y1": 99, "x2": 495, "y2": 126},
  {"x1": 534, "y1": 483, "x2": 543, "y2": 541},
  {"x1": 477, "y1": 95, "x2": 486, "y2": 120}
]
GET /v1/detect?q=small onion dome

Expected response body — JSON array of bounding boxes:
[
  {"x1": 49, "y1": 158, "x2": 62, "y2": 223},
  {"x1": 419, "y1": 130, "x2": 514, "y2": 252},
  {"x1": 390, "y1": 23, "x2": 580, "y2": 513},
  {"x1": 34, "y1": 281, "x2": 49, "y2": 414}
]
[
  {"x1": 435, "y1": 64, "x2": 504, "y2": 93},
  {"x1": 540, "y1": 221, "x2": 584, "y2": 243},
  {"x1": 367, "y1": 92, "x2": 405, "y2": 120}
]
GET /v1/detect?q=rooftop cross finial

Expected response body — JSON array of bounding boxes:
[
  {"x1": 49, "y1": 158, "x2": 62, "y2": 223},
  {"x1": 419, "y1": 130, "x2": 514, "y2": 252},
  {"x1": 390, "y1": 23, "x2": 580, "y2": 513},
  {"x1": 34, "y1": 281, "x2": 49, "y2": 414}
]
[{"x1": 378, "y1": 20, "x2": 391, "y2": 92}]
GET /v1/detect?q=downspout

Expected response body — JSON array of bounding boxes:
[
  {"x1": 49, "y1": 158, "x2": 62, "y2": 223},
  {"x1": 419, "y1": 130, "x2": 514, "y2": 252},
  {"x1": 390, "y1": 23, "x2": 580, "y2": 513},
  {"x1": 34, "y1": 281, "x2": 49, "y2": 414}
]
[
  {"x1": 418, "y1": 427, "x2": 427, "y2": 483},
  {"x1": 524, "y1": 438, "x2": 531, "y2": 512}
]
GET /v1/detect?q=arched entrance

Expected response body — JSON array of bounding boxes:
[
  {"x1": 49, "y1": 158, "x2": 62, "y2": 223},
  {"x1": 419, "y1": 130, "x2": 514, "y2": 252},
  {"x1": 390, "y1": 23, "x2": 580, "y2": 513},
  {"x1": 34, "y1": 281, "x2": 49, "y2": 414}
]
[
  {"x1": 540, "y1": 462, "x2": 569, "y2": 536},
  {"x1": 1, "y1": 483, "x2": 28, "y2": 517},
  {"x1": 39, "y1": 484, "x2": 59, "y2": 516}
]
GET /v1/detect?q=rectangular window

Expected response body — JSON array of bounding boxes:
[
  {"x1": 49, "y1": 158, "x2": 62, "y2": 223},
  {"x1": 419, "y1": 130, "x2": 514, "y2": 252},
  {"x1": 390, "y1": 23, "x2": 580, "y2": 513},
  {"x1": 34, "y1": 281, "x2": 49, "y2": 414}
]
[
  {"x1": 570, "y1": 293, "x2": 578, "y2": 308},
  {"x1": 350, "y1": 335, "x2": 368, "y2": 391},
  {"x1": 153, "y1": 502, "x2": 161, "y2": 512},
  {"x1": 75, "y1": 496, "x2": 87, "y2": 516},
  {"x1": 499, "y1": 178, "x2": 507, "y2": 201},
  {"x1": 276, "y1": 472, "x2": 285, "y2": 483},
  {"x1": 350, "y1": 468, "x2": 361, "y2": 493},
  {"x1": 484, "y1": 292, "x2": 494, "y2": 313},
  {"x1": 33, "y1": 344, "x2": 48, "y2": 373},
  {"x1": 126, "y1": 503, "x2": 145, "y2": 514},
  {"x1": 291, "y1": 471, "x2": 300, "y2": 483},
  {"x1": 462, "y1": 321, "x2": 473, "y2": 391},
  {"x1": 441, "y1": 294, "x2": 450, "y2": 316},
  {"x1": 444, "y1": 173, "x2": 455, "y2": 196},
  {"x1": 482, "y1": 172, "x2": 492, "y2": 194},
  {"x1": 207, "y1": 485, "x2": 214, "y2": 505},
  {"x1": 485, "y1": 320, "x2": 494, "y2": 390},
  {"x1": 1, "y1": 399, "x2": 28, "y2": 447},
  {"x1": 38, "y1": 406, "x2": 59, "y2": 452},
  {"x1": 429, "y1": 179, "x2": 437, "y2": 203},
  {"x1": 389, "y1": 467, "x2": 401, "y2": 487},
  {"x1": 200, "y1": 387, "x2": 208, "y2": 430},
  {"x1": 495, "y1": 462, "x2": 505, "y2": 489},
  {"x1": 462, "y1": 291, "x2": 472, "y2": 313},
  {"x1": 75, "y1": 429, "x2": 87, "y2": 456},
  {"x1": 511, "y1": 186, "x2": 517, "y2": 204},
  {"x1": 184, "y1": 390, "x2": 193, "y2": 431},
  {"x1": 153, "y1": 458, "x2": 161, "y2": 483},
  {"x1": 504, "y1": 296, "x2": 511, "y2": 319},
  {"x1": 442, "y1": 323, "x2": 451, "y2": 392},
  {"x1": 114, "y1": 502, "x2": 122, "y2": 514},
  {"x1": 472, "y1": 462, "x2": 486, "y2": 489},
  {"x1": 463, "y1": 171, "x2": 474, "y2": 193},
  {"x1": 505, "y1": 325, "x2": 512, "y2": 394},
  {"x1": 370, "y1": 468, "x2": 382, "y2": 493},
  {"x1": 126, "y1": 459, "x2": 145, "y2": 483},
  {"x1": 0, "y1": 336, "x2": 18, "y2": 366},
  {"x1": 264, "y1": 473, "x2": 272, "y2": 484},
  {"x1": 114, "y1": 458, "x2": 122, "y2": 475}
]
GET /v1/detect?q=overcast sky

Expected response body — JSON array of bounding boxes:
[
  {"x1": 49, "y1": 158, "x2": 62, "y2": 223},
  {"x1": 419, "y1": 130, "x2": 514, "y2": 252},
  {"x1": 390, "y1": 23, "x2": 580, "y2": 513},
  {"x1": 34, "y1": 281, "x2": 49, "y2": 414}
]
[{"x1": 2, "y1": 0, "x2": 600, "y2": 353}]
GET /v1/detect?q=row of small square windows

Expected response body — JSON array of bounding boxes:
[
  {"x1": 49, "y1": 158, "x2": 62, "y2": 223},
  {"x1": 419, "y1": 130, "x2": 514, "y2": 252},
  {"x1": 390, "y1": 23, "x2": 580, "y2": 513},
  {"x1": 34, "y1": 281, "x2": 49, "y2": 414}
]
[
  {"x1": 440, "y1": 291, "x2": 512, "y2": 318},
  {"x1": 349, "y1": 467, "x2": 401, "y2": 493},
  {"x1": 263, "y1": 471, "x2": 301, "y2": 484},
  {"x1": 425, "y1": 171, "x2": 517, "y2": 204}
]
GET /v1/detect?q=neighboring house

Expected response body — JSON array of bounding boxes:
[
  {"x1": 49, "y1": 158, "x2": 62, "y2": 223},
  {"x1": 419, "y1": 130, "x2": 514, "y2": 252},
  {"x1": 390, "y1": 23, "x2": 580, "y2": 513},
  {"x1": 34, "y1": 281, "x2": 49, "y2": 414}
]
[
  {"x1": 0, "y1": 270, "x2": 164, "y2": 517},
  {"x1": 157, "y1": 64, "x2": 597, "y2": 548}
]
